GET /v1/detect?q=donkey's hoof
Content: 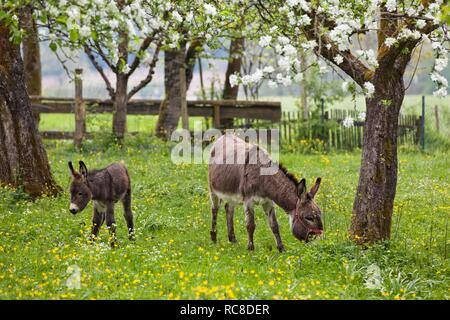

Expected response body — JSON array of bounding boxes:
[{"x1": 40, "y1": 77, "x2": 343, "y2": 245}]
[
  {"x1": 277, "y1": 245, "x2": 286, "y2": 253},
  {"x1": 210, "y1": 231, "x2": 217, "y2": 243},
  {"x1": 128, "y1": 233, "x2": 136, "y2": 241},
  {"x1": 229, "y1": 236, "x2": 237, "y2": 243},
  {"x1": 247, "y1": 243, "x2": 255, "y2": 251}
]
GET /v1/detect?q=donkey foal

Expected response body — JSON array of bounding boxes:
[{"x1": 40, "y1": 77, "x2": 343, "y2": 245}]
[{"x1": 68, "y1": 161, "x2": 134, "y2": 247}]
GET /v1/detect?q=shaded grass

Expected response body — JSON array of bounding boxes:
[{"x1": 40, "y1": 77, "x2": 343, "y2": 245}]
[{"x1": 0, "y1": 136, "x2": 448, "y2": 299}]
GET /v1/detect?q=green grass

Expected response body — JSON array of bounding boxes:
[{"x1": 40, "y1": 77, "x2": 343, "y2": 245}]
[{"x1": 0, "y1": 136, "x2": 448, "y2": 299}]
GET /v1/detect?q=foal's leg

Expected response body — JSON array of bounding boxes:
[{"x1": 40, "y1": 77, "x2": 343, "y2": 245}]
[
  {"x1": 244, "y1": 200, "x2": 256, "y2": 251},
  {"x1": 262, "y1": 201, "x2": 285, "y2": 252},
  {"x1": 210, "y1": 193, "x2": 220, "y2": 243},
  {"x1": 105, "y1": 202, "x2": 117, "y2": 247},
  {"x1": 91, "y1": 207, "x2": 104, "y2": 240},
  {"x1": 225, "y1": 202, "x2": 237, "y2": 243},
  {"x1": 122, "y1": 189, "x2": 135, "y2": 240}
]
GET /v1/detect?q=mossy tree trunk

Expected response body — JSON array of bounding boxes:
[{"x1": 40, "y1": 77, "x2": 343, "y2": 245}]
[
  {"x1": 0, "y1": 22, "x2": 60, "y2": 198},
  {"x1": 350, "y1": 72, "x2": 404, "y2": 243}
]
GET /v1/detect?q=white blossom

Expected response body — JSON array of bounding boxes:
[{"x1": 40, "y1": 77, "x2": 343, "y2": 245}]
[
  {"x1": 384, "y1": 37, "x2": 396, "y2": 48},
  {"x1": 334, "y1": 55, "x2": 344, "y2": 65},
  {"x1": 358, "y1": 112, "x2": 366, "y2": 121},
  {"x1": 263, "y1": 66, "x2": 275, "y2": 73},
  {"x1": 229, "y1": 74, "x2": 238, "y2": 87},
  {"x1": 386, "y1": 0, "x2": 397, "y2": 12},
  {"x1": 259, "y1": 35, "x2": 272, "y2": 47},
  {"x1": 342, "y1": 81, "x2": 349, "y2": 92},
  {"x1": 172, "y1": 11, "x2": 183, "y2": 23},
  {"x1": 364, "y1": 82, "x2": 375, "y2": 97},
  {"x1": 416, "y1": 19, "x2": 426, "y2": 29},
  {"x1": 343, "y1": 116, "x2": 354, "y2": 128},
  {"x1": 203, "y1": 3, "x2": 217, "y2": 16}
]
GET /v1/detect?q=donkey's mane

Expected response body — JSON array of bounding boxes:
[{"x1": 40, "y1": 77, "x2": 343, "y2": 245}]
[{"x1": 278, "y1": 163, "x2": 299, "y2": 186}]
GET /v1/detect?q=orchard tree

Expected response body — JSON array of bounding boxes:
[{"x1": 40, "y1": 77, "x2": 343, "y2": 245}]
[
  {"x1": 0, "y1": 2, "x2": 60, "y2": 198},
  {"x1": 37, "y1": 0, "x2": 172, "y2": 140},
  {"x1": 233, "y1": 0, "x2": 449, "y2": 244}
]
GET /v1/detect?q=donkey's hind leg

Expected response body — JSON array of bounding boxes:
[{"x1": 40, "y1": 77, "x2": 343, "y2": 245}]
[
  {"x1": 225, "y1": 203, "x2": 237, "y2": 243},
  {"x1": 262, "y1": 201, "x2": 285, "y2": 252},
  {"x1": 210, "y1": 192, "x2": 220, "y2": 243},
  {"x1": 122, "y1": 188, "x2": 135, "y2": 240},
  {"x1": 244, "y1": 200, "x2": 256, "y2": 251}
]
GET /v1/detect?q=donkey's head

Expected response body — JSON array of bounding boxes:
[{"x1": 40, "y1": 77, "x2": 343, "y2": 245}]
[
  {"x1": 68, "y1": 161, "x2": 92, "y2": 214},
  {"x1": 290, "y1": 178, "x2": 323, "y2": 242}
]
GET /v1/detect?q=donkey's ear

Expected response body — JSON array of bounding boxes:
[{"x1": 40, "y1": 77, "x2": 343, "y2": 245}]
[
  {"x1": 297, "y1": 178, "x2": 306, "y2": 197},
  {"x1": 68, "y1": 161, "x2": 76, "y2": 176},
  {"x1": 79, "y1": 161, "x2": 88, "y2": 180},
  {"x1": 309, "y1": 177, "x2": 321, "y2": 198}
]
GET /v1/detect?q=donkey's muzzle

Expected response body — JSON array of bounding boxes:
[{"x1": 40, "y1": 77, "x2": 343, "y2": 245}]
[{"x1": 69, "y1": 203, "x2": 79, "y2": 214}]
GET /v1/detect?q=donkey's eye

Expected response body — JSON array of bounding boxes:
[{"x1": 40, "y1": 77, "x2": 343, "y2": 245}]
[
  {"x1": 78, "y1": 192, "x2": 83, "y2": 196},
  {"x1": 306, "y1": 216, "x2": 314, "y2": 222}
]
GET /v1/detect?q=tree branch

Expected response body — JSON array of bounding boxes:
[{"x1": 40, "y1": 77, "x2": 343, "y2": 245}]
[
  {"x1": 127, "y1": 44, "x2": 161, "y2": 101},
  {"x1": 84, "y1": 46, "x2": 116, "y2": 99}
]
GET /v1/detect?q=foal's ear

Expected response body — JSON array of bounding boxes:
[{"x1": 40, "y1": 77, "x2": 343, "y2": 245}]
[
  {"x1": 297, "y1": 178, "x2": 306, "y2": 197},
  {"x1": 68, "y1": 161, "x2": 77, "y2": 177},
  {"x1": 309, "y1": 177, "x2": 322, "y2": 198},
  {"x1": 79, "y1": 161, "x2": 88, "y2": 180}
]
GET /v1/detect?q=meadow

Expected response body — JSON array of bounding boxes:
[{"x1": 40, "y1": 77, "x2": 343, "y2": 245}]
[{"x1": 0, "y1": 136, "x2": 448, "y2": 299}]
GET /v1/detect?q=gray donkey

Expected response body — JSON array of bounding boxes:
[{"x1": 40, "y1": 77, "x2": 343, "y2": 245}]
[
  {"x1": 68, "y1": 161, "x2": 134, "y2": 246},
  {"x1": 208, "y1": 134, "x2": 323, "y2": 252}
]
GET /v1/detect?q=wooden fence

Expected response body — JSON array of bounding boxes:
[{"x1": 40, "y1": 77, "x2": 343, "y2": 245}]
[
  {"x1": 31, "y1": 96, "x2": 282, "y2": 140},
  {"x1": 31, "y1": 69, "x2": 422, "y2": 150},
  {"x1": 235, "y1": 109, "x2": 421, "y2": 150}
]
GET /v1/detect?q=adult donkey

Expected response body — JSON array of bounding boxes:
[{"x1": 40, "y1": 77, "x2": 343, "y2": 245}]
[{"x1": 208, "y1": 134, "x2": 323, "y2": 252}]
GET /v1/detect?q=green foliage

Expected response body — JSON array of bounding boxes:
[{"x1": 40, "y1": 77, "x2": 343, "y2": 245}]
[{"x1": 0, "y1": 138, "x2": 448, "y2": 299}]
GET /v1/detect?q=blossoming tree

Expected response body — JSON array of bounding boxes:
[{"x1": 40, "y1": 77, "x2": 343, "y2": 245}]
[
  {"x1": 0, "y1": 1, "x2": 60, "y2": 197},
  {"x1": 233, "y1": 0, "x2": 449, "y2": 243}
]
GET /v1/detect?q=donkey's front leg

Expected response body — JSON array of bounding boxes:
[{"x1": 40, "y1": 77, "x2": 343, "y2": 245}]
[
  {"x1": 91, "y1": 208, "x2": 105, "y2": 241},
  {"x1": 244, "y1": 201, "x2": 256, "y2": 251},
  {"x1": 105, "y1": 202, "x2": 117, "y2": 247},
  {"x1": 122, "y1": 189, "x2": 135, "y2": 240},
  {"x1": 225, "y1": 203, "x2": 237, "y2": 243},
  {"x1": 262, "y1": 201, "x2": 285, "y2": 252}
]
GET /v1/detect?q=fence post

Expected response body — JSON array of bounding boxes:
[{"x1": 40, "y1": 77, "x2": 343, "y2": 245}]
[
  {"x1": 74, "y1": 68, "x2": 85, "y2": 148},
  {"x1": 213, "y1": 104, "x2": 221, "y2": 129},
  {"x1": 320, "y1": 98, "x2": 325, "y2": 140},
  {"x1": 434, "y1": 105, "x2": 440, "y2": 133},
  {"x1": 421, "y1": 95, "x2": 425, "y2": 150}
]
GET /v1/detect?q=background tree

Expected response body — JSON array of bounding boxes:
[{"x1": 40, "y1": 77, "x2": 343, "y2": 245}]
[
  {"x1": 156, "y1": 39, "x2": 203, "y2": 139},
  {"x1": 234, "y1": 0, "x2": 448, "y2": 244},
  {"x1": 38, "y1": 0, "x2": 167, "y2": 140},
  {"x1": 0, "y1": 13, "x2": 59, "y2": 198},
  {"x1": 20, "y1": 5, "x2": 42, "y2": 126}
]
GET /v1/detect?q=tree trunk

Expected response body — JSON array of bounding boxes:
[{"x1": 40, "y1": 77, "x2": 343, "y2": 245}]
[
  {"x1": 222, "y1": 37, "x2": 244, "y2": 128},
  {"x1": 113, "y1": 73, "x2": 128, "y2": 140},
  {"x1": 155, "y1": 47, "x2": 185, "y2": 139},
  {"x1": 300, "y1": 53, "x2": 308, "y2": 120},
  {"x1": 0, "y1": 23, "x2": 59, "y2": 198},
  {"x1": 20, "y1": 6, "x2": 41, "y2": 126},
  {"x1": 350, "y1": 72, "x2": 404, "y2": 243},
  {"x1": 112, "y1": 27, "x2": 128, "y2": 140}
]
